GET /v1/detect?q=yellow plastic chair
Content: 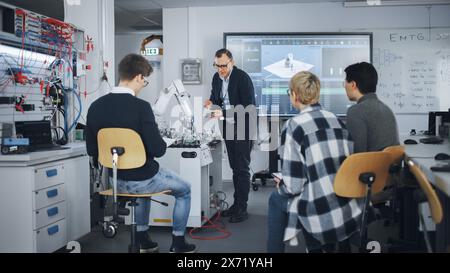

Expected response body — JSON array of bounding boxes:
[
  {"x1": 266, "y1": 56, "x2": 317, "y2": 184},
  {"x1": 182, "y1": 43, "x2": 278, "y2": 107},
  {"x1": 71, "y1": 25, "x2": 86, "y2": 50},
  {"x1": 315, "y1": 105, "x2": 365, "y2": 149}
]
[
  {"x1": 97, "y1": 128, "x2": 170, "y2": 253},
  {"x1": 334, "y1": 151, "x2": 392, "y2": 252}
]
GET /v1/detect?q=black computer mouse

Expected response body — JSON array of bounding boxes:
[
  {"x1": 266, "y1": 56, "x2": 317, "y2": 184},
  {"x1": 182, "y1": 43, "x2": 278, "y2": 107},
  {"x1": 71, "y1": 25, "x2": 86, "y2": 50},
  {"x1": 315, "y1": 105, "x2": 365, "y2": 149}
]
[
  {"x1": 435, "y1": 153, "x2": 450, "y2": 161},
  {"x1": 404, "y1": 139, "x2": 418, "y2": 145}
]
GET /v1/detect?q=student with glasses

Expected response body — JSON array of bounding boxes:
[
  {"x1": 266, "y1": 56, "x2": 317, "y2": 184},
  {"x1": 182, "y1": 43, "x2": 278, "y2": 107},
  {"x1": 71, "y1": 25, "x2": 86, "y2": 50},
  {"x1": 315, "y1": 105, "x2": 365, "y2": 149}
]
[
  {"x1": 86, "y1": 54, "x2": 196, "y2": 253},
  {"x1": 204, "y1": 48, "x2": 255, "y2": 223}
]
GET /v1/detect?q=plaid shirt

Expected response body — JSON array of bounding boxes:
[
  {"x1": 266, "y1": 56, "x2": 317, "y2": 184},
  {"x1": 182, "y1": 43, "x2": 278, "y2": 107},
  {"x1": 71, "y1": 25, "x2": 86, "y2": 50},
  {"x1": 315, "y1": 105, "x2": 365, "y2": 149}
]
[{"x1": 279, "y1": 104, "x2": 364, "y2": 245}]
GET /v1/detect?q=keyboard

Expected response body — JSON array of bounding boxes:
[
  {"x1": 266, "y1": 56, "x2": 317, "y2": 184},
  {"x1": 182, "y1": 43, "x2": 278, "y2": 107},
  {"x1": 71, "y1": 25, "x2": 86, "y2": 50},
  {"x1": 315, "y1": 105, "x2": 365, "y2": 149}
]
[
  {"x1": 431, "y1": 163, "x2": 450, "y2": 172},
  {"x1": 419, "y1": 136, "x2": 444, "y2": 144}
]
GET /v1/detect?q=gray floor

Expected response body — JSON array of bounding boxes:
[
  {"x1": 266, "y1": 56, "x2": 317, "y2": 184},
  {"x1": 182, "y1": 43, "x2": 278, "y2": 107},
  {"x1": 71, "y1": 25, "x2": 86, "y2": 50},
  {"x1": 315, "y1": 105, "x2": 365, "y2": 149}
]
[
  {"x1": 77, "y1": 180, "x2": 307, "y2": 253},
  {"x1": 76, "y1": 180, "x2": 399, "y2": 253}
]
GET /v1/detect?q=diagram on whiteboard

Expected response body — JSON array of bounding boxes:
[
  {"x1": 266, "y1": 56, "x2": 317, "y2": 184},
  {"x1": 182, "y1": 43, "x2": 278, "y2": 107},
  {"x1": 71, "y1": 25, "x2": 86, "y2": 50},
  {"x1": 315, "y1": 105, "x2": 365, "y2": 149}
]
[
  {"x1": 437, "y1": 50, "x2": 450, "y2": 83},
  {"x1": 373, "y1": 48, "x2": 403, "y2": 67},
  {"x1": 263, "y1": 53, "x2": 314, "y2": 78},
  {"x1": 372, "y1": 28, "x2": 450, "y2": 113}
]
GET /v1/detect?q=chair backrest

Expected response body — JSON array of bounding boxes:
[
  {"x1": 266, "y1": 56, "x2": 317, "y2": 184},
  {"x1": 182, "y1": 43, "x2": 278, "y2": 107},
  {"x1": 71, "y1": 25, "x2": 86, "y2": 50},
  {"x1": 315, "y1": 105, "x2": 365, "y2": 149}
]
[
  {"x1": 97, "y1": 128, "x2": 146, "y2": 169},
  {"x1": 383, "y1": 145, "x2": 405, "y2": 166},
  {"x1": 334, "y1": 151, "x2": 392, "y2": 198},
  {"x1": 407, "y1": 160, "x2": 443, "y2": 224}
]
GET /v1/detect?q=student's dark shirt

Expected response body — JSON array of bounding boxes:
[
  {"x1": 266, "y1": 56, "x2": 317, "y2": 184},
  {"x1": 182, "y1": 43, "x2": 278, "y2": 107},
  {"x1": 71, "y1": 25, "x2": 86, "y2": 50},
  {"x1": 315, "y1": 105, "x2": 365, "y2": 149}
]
[
  {"x1": 85, "y1": 91, "x2": 166, "y2": 181},
  {"x1": 346, "y1": 93, "x2": 399, "y2": 153}
]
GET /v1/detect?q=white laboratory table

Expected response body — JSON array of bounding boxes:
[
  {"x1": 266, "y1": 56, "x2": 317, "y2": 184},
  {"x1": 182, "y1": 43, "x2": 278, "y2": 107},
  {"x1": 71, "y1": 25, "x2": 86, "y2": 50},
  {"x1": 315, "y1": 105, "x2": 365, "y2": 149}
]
[
  {"x1": 0, "y1": 142, "x2": 91, "y2": 253},
  {"x1": 0, "y1": 142, "x2": 87, "y2": 166},
  {"x1": 402, "y1": 135, "x2": 450, "y2": 196},
  {"x1": 402, "y1": 135, "x2": 450, "y2": 252}
]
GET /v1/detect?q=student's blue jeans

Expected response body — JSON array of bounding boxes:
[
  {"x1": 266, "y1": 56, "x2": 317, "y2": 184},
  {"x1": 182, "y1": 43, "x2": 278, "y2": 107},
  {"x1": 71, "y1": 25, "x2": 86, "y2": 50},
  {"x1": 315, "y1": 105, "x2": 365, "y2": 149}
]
[
  {"x1": 116, "y1": 167, "x2": 191, "y2": 236},
  {"x1": 267, "y1": 190, "x2": 290, "y2": 253},
  {"x1": 267, "y1": 190, "x2": 325, "y2": 253}
]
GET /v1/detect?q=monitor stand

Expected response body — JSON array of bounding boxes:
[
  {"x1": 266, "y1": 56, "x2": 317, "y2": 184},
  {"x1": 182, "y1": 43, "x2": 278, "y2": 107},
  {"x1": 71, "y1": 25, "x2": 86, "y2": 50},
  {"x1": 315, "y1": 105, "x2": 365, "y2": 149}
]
[
  {"x1": 251, "y1": 119, "x2": 280, "y2": 191},
  {"x1": 251, "y1": 149, "x2": 278, "y2": 191}
]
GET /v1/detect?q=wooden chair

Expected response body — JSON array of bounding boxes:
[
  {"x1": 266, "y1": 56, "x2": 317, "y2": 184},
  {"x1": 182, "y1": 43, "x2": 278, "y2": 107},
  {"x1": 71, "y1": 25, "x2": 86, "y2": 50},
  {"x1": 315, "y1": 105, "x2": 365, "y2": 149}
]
[
  {"x1": 97, "y1": 128, "x2": 170, "y2": 253},
  {"x1": 370, "y1": 146, "x2": 406, "y2": 221},
  {"x1": 334, "y1": 151, "x2": 392, "y2": 252},
  {"x1": 383, "y1": 145, "x2": 405, "y2": 167},
  {"x1": 406, "y1": 160, "x2": 443, "y2": 253}
]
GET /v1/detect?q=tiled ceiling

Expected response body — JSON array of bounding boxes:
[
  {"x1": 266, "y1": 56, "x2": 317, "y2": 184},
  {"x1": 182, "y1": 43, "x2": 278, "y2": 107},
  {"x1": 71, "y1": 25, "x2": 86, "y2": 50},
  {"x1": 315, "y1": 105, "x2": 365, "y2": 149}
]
[
  {"x1": 114, "y1": 0, "x2": 449, "y2": 33},
  {"x1": 114, "y1": 0, "x2": 345, "y2": 33}
]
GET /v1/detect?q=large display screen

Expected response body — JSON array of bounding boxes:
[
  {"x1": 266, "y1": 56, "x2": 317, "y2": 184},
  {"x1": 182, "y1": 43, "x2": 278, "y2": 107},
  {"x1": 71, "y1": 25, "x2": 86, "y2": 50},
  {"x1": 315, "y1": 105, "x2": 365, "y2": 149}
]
[{"x1": 224, "y1": 33, "x2": 372, "y2": 116}]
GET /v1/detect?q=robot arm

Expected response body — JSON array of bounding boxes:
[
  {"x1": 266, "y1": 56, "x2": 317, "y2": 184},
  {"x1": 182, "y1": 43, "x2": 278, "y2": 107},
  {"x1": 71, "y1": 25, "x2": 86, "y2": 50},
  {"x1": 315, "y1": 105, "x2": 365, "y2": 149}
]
[
  {"x1": 153, "y1": 79, "x2": 194, "y2": 133},
  {"x1": 153, "y1": 79, "x2": 193, "y2": 118}
]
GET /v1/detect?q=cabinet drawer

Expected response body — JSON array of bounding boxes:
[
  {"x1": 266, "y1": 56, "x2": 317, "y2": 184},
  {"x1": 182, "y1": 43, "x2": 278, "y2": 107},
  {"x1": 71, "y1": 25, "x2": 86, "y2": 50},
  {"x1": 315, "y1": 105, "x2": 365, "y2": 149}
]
[
  {"x1": 34, "y1": 184, "x2": 65, "y2": 210},
  {"x1": 34, "y1": 164, "x2": 64, "y2": 191},
  {"x1": 33, "y1": 201, "x2": 66, "y2": 230},
  {"x1": 35, "y1": 219, "x2": 66, "y2": 253}
]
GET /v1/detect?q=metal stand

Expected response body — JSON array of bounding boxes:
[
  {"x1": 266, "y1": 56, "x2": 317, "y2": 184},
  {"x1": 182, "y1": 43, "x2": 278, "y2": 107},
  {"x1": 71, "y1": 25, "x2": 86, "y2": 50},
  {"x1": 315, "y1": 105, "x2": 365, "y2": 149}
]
[
  {"x1": 251, "y1": 119, "x2": 280, "y2": 191},
  {"x1": 128, "y1": 199, "x2": 140, "y2": 253}
]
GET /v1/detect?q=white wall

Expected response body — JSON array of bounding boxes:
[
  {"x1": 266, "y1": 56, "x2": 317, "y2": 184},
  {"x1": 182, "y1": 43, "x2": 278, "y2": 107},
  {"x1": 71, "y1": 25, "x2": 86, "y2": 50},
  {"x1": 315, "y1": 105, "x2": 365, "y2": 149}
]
[
  {"x1": 163, "y1": 2, "x2": 450, "y2": 179},
  {"x1": 115, "y1": 32, "x2": 163, "y2": 105},
  {"x1": 163, "y1": 2, "x2": 450, "y2": 132},
  {"x1": 64, "y1": 0, "x2": 115, "y2": 125}
]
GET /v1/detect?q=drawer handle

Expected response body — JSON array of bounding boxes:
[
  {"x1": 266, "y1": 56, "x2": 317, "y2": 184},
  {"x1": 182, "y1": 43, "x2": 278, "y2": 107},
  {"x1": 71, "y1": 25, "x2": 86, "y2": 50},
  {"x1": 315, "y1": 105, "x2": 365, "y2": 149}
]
[
  {"x1": 47, "y1": 207, "x2": 59, "y2": 217},
  {"x1": 46, "y1": 189, "x2": 58, "y2": 198},
  {"x1": 46, "y1": 169, "x2": 58, "y2": 177},
  {"x1": 47, "y1": 225, "x2": 59, "y2": 236}
]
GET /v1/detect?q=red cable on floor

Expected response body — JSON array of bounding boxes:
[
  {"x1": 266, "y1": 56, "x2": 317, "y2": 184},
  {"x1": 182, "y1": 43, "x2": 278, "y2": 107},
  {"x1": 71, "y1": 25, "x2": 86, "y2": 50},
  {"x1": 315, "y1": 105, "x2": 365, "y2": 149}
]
[{"x1": 188, "y1": 211, "x2": 231, "y2": 240}]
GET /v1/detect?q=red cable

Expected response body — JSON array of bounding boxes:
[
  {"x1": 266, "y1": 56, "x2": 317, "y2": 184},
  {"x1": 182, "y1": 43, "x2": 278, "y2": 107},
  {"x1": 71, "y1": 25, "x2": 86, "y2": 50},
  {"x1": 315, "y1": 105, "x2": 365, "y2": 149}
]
[{"x1": 188, "y1": 211, "x2": 231, "y2": 240}]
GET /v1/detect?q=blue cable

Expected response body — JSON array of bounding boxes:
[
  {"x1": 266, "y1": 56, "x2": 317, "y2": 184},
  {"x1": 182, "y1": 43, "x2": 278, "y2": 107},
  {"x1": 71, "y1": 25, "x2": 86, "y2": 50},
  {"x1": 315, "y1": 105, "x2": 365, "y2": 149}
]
[
  {"x1": 63, "y1": 88, "x2": 68, "y2": 133},
  {"x1": 62, "y1": 88, "x2": 82, "y2": 135},
  {"x1": 67, "y1": 89, "x2": 82, "y2": 134}
]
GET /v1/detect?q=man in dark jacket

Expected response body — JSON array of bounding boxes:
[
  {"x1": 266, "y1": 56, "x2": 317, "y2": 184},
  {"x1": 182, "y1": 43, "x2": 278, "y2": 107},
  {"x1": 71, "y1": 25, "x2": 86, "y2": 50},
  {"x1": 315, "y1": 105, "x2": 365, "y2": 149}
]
[
  {"x1": 85, "y1": 53, "x2": 196, "y2": 253},
  {"x1": 204, "y1": 48, "x2": 256, "y2": 223}
]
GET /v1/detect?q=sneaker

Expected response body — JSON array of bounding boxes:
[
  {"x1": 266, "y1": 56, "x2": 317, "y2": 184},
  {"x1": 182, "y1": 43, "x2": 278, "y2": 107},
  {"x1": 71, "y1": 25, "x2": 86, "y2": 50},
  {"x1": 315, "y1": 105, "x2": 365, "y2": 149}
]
[
  {"x1": 169, "y1": 235, "x2": 197, "y2": 253},
  {"x1": 136, "y1": 231, "x2": 159, "y2": 253},
  {"x1": 221, "y1": 204, "x2": 237, "y2": 217},
  {"x1": 229, "y1": 207, "x2": 249, "y2": 223}
]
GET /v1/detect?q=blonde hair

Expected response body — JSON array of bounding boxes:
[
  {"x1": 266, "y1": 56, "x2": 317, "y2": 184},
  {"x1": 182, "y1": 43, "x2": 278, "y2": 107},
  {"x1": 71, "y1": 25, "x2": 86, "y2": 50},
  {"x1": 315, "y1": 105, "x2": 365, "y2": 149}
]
[{"x1": 289, "y1": 71, "x2": 320, "y2": 105}]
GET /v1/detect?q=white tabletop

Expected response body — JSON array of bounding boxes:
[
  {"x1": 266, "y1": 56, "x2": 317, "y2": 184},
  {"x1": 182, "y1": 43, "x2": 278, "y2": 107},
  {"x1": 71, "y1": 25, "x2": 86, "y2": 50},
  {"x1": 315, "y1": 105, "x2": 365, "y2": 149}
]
[
  {"x1": 402, "y1": 134, "x2": 450, "y2": 197},
  {"x1": 401, "y1": 134, "x2": 450, "y2": 158},
  {"x1": 0, "y1": 142, "x2": 87, "y2": 167}
]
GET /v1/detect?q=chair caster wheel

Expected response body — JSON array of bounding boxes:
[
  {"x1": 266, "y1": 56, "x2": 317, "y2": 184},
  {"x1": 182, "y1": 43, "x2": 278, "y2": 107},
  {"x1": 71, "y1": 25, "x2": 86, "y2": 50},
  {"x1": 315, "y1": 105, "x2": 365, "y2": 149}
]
[{"x1": 102, "y1": 222, "x2": 117, "y2": 238}]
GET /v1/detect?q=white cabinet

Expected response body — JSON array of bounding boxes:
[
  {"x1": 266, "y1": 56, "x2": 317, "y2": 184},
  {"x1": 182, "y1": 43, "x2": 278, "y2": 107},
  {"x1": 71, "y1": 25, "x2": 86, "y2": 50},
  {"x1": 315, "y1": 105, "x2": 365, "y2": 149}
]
[
  {"x1": 63, "y1": 155, "x2": 90, "y2": 241},
  {"x1": 35, "y1": 219, "x2": 67, "y2": 253},
  {"x1": 0, "y1": 144, "x2": 90, "y2": 253},
  {"x1": 147, "y1": 142, "x2": 223, "y2": 228}
]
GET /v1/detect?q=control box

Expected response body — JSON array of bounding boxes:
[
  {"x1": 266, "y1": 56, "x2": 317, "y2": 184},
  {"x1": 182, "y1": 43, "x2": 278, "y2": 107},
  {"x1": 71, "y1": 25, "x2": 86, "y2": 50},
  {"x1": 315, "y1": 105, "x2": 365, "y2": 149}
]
[{"x1": 1, "y1": 138, "x2": 29, "y2": 154}]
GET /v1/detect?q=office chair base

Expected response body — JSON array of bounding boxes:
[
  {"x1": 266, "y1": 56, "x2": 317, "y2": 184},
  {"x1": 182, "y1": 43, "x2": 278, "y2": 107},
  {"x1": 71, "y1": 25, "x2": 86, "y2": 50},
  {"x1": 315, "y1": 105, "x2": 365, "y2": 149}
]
[{"x1": 251, "y1": 170, "x2": 271, "y2": 191}]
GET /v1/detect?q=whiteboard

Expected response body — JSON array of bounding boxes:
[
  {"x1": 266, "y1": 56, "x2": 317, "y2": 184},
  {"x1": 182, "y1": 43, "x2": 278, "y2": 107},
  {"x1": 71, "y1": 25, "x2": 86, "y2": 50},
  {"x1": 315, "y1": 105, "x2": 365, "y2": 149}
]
[{"x1": 370, "y1": 28, "x2": 450, "y2": 113}]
